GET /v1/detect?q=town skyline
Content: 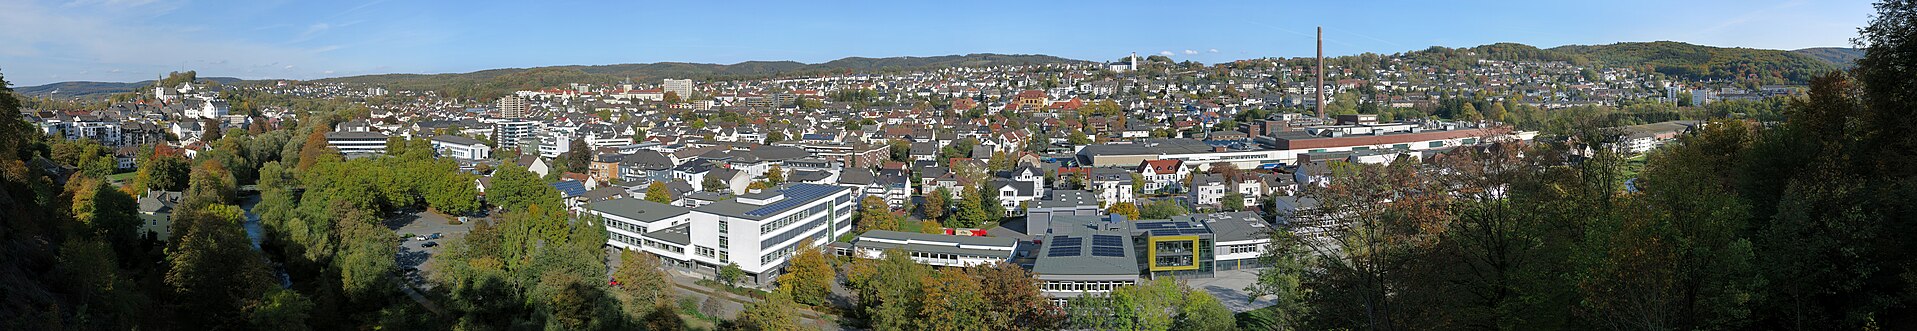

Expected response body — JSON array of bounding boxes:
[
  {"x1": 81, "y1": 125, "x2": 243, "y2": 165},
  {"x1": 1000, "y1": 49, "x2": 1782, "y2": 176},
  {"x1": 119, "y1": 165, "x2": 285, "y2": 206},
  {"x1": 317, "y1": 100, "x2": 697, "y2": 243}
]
[{"x1": 1, "y1": 0, "x2": 1876, "y2": 86}]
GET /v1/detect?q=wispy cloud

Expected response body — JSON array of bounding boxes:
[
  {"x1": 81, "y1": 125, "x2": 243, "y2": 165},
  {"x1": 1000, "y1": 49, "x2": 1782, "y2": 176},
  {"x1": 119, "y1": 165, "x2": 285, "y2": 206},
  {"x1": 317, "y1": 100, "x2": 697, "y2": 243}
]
[
  {"x1": 1159, "y1": 50, "x2": 1176, "y2": 56},
  {"x1": 1182, "y1": 49, "x2": 1198, "y2": 55}
]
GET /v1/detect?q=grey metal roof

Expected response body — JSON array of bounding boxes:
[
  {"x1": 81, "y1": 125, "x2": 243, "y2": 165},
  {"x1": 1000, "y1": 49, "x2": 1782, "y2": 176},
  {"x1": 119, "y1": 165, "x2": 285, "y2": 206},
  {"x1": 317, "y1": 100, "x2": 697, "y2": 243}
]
[
  {"x1": 589, "y1": 197, "x2": 691, "y2": 223},
  {"x1": 1032, "y1": 228, "x2": 1139, "y2": 278},
  {"x1": 693, "y1": 183, "x2": 849, "y2": 220},
  {"x1": 430, "y1": 134, "x2": 485, "y2": 146},
  {"x1": 1185, "y1": 211, "x2": 1272, "y2": 243},
  {"x1": 643, "y1": 223, "x2": 693, "y2": 246},
  {"x1": 1074, "y1": 138, "x2": 1215, "y2": 156},
  {"x1": 1031, "y1": 190, "x2": 1098, "y2": 209},
  {"x1": 853, "y1": 230, "x2": 1019, "y2": 258}
]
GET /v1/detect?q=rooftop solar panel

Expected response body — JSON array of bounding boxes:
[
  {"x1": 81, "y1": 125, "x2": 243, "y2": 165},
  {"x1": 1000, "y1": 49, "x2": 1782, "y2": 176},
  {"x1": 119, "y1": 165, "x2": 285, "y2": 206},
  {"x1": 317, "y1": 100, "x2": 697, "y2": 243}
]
[
  {"x1": 1091, "y1": 247, "x2": 1126, "y2": 257},
  {"x1": 1093, "y1": 235, "x2": 1125, "y2": 246},
  {"x1": 1047, "y1": 247, "x2": 1081, "y2": 257},
  {"x1": 744, "y1": 184, "x2": 840, "y2": 217},
  {"x1": 1052, "y1": 236, "x2": 1083, "y2": 247},
  {"x1": 1151, "y1": 229, "x2": 1179, "y2": 236}
]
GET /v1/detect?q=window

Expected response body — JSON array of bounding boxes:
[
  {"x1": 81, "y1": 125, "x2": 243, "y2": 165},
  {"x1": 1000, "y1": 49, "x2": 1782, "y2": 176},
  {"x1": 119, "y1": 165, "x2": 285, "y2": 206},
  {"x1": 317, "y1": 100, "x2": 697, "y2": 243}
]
[
  {"x1": 696, "y1": 246, "x2": 716, "y2": 258},
  {"x1": 1429, "y1": 141, "x2": 1445, "y2": 148},
  {"x1": 1462, "y1": 138, "x2": 1478, "y2": 145},
  {"x1": 1352, "y1": 146, "x2": 1370, "y2": 151},
  {"x1": 1308, "y1": 149, "x2": 1327, "y2": 153},
  {"x1": 1392, "y1": 143, "x2": 1410, "y2": 150}
]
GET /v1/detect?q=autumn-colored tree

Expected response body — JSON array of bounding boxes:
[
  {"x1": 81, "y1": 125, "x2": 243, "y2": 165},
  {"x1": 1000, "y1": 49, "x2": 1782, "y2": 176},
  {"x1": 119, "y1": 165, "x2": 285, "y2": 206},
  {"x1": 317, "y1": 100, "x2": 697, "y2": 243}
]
[
  {"x1": 165, "y1": 204, "x2": 272, "y2": 328},
  {"x1": 777, "y1": 240, "x2": 834, "y2": 306},
  {"x1": 1107, "y1": 201, "x2": 1141, "y2": 220},
  {"x1": 614, "y1": 250, "x2": 675, "y2": 317},
  {"x1": 644, "y1": 181, "x2": 672, "y2": 203},
  {"x1": 858, "y1": 196, "x2": 899, "y2": 232},
  {"x1": 737, "y1": 291, "x2": 801, "y2": 331},
  {"x1": 923, "y1": 187, "x2": 950, "y2": 222},
  {"x1": 295, "y1": 128, "x2": 332, "y2": 172},
  {"x1": 916, "y1": 267, "x2": 988, "y2": 330},
  {"x1": 973, "y1": 261, "x2": 1066, "y2": 330}
]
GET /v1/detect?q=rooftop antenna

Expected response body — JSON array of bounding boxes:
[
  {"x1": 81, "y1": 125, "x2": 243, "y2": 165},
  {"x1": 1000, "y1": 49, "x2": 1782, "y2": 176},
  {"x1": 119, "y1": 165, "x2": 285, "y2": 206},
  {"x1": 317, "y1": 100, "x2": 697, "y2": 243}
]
[{"x1": 1316, "y1": 26, "x2": 1326, "y2": 120}]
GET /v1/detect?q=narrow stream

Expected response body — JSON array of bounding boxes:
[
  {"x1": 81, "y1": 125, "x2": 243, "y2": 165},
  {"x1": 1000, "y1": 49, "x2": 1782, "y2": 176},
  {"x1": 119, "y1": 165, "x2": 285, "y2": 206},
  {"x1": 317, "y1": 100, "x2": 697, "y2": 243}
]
[{"x1": 240, "y1": 194, "x2": 293, "y2": 288}]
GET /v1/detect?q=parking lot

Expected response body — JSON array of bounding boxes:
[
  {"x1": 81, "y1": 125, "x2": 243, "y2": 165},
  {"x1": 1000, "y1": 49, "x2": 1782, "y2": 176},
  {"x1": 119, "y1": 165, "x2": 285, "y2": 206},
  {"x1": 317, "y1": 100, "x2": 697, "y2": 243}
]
[
  {"x1": 1185, "y1": 269, "x2": 1277, "y2": 313},
  {"x1": 387, "y1": 208, "x2": 479, "y2": 289}
]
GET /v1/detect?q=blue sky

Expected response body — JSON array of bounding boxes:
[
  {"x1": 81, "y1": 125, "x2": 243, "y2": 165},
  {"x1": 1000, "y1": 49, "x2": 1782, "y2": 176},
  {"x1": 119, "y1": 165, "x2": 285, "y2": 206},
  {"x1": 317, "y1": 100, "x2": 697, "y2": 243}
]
[{"x1": 0, "y1": 0, "x2": 1878, "y2": 86}]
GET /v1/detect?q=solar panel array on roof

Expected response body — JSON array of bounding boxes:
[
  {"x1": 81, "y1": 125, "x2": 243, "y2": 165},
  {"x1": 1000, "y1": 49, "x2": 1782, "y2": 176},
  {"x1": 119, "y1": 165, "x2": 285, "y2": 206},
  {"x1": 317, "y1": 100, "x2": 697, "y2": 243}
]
[
  {"x1": 744, "y1": 184, "x2": 840, "y2": 217},
  {"x1": 1093, "y1": 235, "x2": 1125, "y2": 247},
  {"x1": 1048, "y1": 246, "x2": 1081, "y2": 257},
  {"x1": 1092, "y1": 246, "x2": 1125, "y2": 257},
  {"x1": 1052, "y1": 236, "x2": 1083, "y2": 247},
  {"x1": 551, "y1": 181, "x2": 587, "y2": 197},
  {"x1": 1150, "y1": 229, "x2": 1179, "y2": 236}
]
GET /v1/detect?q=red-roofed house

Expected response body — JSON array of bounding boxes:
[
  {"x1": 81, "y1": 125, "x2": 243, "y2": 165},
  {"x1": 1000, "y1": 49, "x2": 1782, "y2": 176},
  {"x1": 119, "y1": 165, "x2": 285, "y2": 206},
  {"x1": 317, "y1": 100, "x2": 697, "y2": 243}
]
[{"x1": 1138, "y1": 159, "x2": 1187, "y2": 193}]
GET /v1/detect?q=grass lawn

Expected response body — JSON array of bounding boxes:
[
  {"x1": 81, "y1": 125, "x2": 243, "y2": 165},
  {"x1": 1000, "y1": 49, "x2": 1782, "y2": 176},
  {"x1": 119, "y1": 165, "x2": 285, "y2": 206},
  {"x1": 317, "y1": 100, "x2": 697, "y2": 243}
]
[
  {"x1": 1622, "y1": 154, "x2": 1649, "y2": 179},
  {"x1": 106, "y1": 171, "x2": 137, "y2": 183}
]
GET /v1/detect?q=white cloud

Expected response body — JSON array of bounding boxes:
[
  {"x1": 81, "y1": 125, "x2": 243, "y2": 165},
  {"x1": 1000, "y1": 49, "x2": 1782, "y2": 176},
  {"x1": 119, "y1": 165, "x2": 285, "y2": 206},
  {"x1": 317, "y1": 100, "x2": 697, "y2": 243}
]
[
  {"x1": 1182, "y1": 49, "x2": 1198, "y2": 55},
  {"x1": 1208, "y1": 48, "x2": 1219, "y2": 53},
  {"x1": 1159, "y1": 50, "x2": 1176, "y2": 56}
]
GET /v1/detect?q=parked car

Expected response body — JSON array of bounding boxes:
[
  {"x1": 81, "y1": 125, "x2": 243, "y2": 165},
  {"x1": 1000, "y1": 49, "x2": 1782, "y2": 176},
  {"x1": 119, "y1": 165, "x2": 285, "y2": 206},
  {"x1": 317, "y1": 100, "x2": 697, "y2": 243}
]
[
  {"x1": 428, "y1": 233, "x2": 443, "y2": 240},
  {"x1": 422, "y1": 241, "x2": 438, "y2": 248}
]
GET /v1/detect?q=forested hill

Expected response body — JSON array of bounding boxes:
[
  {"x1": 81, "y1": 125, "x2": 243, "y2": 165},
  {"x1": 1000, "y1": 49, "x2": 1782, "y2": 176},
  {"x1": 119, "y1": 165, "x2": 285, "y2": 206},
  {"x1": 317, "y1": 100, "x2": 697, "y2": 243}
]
[
  {"x1": 1792, "y1": 47, "x2": 1866, "y2": 69},
  {"x1": 1549, "y1": 41, "x2": 1838, "y2": 84},
  {"x1": 15, "y1": 77, "x2": 243, "y2": 99},
  {"x1": 316, "y1": 53, "x2": 1086, "y2": 99}
]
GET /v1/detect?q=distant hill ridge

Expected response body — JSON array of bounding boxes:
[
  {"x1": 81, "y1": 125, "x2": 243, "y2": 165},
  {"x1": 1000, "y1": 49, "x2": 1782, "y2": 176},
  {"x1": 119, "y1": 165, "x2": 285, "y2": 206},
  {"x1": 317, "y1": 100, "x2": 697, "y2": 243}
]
[
  {"x1": 1791, "y1": 47, "x2": 1865, "y2": 69},
  {"x1": 315, "y1": 53, "x2": 1088, "y2": 99},
  {"x1": 15, "y1": 77, "x2": 243, "y2": 99},
  {"x1": 15, "y1": 44, "x2": 1862, "y2": 100}
]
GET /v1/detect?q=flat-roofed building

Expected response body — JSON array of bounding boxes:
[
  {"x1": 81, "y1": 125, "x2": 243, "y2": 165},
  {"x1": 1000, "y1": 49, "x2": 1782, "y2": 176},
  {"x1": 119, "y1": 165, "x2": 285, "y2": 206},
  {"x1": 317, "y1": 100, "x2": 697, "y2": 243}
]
[
  {"x1": 1033, "y1": 224, "x2": 1141, "y2": 303},
  {"x1": 1180, "y1": 212, "x2": 1273, "y2": 271},
  {"x1": 598, "y1": 184, "x2": 856, "y2": 285},
  {"x1": 325, "y1": 131, "x2": 389, "y2": 155},
  {"x1": 842, "y1": 230, "x2": 1019, "y2": 267},
  {"x1": 430, "y1": 135, "x2": 492, "y2": 160}
]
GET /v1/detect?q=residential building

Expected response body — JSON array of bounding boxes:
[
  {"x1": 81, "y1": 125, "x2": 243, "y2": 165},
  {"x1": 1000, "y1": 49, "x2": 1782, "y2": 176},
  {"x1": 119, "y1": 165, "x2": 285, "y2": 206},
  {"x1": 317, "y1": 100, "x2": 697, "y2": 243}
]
[
  {"x1": 430, "y1": 135, "x2": 492, "y2": 160},
  {"x1": 1138, "y1": 159, "x2": 1187, "y2": 193},
  {"x1": 498, "y1": 96, "x2": 530, "y2": 119},
  {"x1": 325, "y1": 131, "x2": 389, "y2": 155},
  {"x1": 663, "y1": 79, "x2": 695, "y2": 99}
]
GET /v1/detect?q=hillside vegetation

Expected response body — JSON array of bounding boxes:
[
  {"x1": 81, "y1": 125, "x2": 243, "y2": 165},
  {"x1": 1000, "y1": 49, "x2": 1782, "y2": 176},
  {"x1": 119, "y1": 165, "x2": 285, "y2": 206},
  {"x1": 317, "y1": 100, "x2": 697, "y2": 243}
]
[
  {"x1": 316, "y1": 53, "x2": 1086, "y2": 99},
  {"x1": 1793, "y1": 47, "x2": 1866, "y2": 69},
  {"x1": 1550, "y1": 41, "x2": 1838, "y2": 84}
]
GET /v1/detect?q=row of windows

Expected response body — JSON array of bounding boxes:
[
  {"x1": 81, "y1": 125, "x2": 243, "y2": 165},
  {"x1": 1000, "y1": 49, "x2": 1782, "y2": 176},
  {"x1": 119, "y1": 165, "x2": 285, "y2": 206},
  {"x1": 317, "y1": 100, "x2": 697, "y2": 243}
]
[
  {"x1": 760, "y1": 215, "x2": 828, "y2": 250},
  {"x1": 611, "y1": 232, "x2": 643, "y2": 247},
  {"x1": 607, "y1": 218, "x2": 647, "y2": 234},
  {"x1": 1156, "y1": 255, "x2": 1196, "y2": 267},
  {"x1": 761, "y1": 203, "x2": 832, "y2": 233},
  {"x1": 904, "y1": 251, "x2": 995, "y2": 262},
  {"x1": 760, "y1": 231, "x2": 831, "y2": 265},
  {"x1": 1222, "y1": 243, "x2": 1267, "y2": 255},
  {"x1": 1043, "y1": 280, "x2": 1134, "y2": 293},
  {"x1": 696, "y1": 246, "x2": 716, "y2": 258},
  {"x1": 643, "y1": 238, "x2": 684, "y2": 254}
]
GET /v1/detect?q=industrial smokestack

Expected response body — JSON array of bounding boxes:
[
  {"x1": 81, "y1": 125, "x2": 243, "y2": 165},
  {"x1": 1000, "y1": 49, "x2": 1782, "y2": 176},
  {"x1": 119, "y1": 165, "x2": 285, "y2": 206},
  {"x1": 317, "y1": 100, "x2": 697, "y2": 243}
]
[{"x1": 1316, "y1": 26, "x2": 1325, "y2": 119}]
